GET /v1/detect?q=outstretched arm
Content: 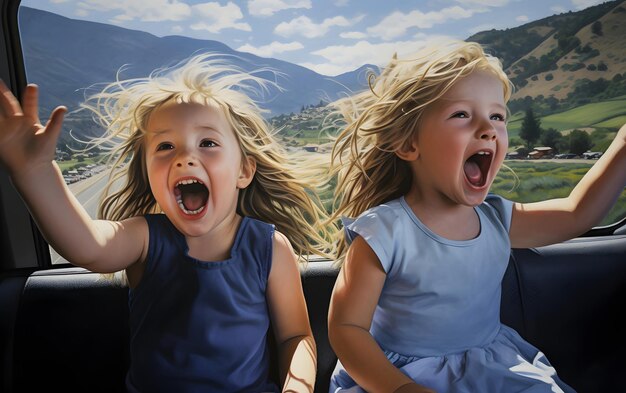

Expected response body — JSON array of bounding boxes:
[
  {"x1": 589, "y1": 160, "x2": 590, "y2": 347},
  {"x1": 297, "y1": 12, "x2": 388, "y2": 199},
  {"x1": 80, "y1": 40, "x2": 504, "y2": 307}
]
[
  {"x1": 267, "y1": 231, "x2": 317, "y2": 393},
  {"x1": 328, "y1": 236, "x2": 434, "y2": 393},
  {"x1": 0, "y1": 82, "x2": 146, "y2": 272},
  {"x1": 509, "y1": 123, "x2": 626, "y2": 249}
]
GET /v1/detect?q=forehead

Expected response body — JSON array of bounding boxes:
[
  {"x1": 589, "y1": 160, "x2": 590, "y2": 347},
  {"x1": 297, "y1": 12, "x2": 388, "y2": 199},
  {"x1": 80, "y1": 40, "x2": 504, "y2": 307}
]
[
  {"x1": 145, "y1": 100, "x2": 232, "y2": 133},
  {"x1": 440, "y1": 70, "x2": 506, "y2": 103}
]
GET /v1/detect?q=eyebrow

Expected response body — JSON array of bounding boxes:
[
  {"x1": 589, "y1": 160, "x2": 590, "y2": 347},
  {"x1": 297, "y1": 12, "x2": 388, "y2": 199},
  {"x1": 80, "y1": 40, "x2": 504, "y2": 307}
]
[
  {"x1": 440, "y1": 99, "x2": 507, "y2": 112},
  {"x1": 147, "y1": 125, "x2": 224, "y2": 136}
]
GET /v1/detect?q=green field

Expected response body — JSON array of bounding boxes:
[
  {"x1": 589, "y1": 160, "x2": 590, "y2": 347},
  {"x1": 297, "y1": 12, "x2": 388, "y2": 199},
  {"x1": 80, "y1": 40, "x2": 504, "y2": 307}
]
[
  {"x1": 57, "y1": 156, "x2": 104, "y2": 173},
  {"x1": 317, "y1": 159, "x2": 626, "y2": 227},
  {"x1": 492, "y1": 160, "x2": 626, "y2": 226},
  {"x1": 507, "y1": 97, "x2": 626, "y2": 137}
]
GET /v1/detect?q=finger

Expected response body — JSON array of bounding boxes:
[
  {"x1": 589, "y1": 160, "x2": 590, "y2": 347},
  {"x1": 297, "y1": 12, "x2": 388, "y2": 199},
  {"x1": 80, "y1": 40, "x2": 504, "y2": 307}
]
[
  {"x1": 0, "y1": 80, "x2": 23, "y2": 117},
  {"x1": 22, "y1": 84, "x2": 40, "y2": 122},
  {"x1": 44, "y1": 105, "x2": 67, "y2": 141}
]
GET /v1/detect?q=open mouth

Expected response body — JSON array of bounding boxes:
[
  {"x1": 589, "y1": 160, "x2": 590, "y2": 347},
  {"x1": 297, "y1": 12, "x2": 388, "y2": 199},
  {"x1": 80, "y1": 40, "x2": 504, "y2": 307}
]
[
  {"x1": 174, "y1": 179, "x2": 209, "y2": 215},
  {"x1": 463, "y1": 151, "x2": 493, "y2": 188}
]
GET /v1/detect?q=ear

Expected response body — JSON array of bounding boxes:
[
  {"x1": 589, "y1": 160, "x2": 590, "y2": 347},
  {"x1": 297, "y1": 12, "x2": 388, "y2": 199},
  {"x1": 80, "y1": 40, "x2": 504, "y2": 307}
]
[
  {"x1": 237, "y1": 156, "x2": 256, "y2": 189},
  {"x1": 395, "y1": 137, "x2": 420, "y2": 161}
]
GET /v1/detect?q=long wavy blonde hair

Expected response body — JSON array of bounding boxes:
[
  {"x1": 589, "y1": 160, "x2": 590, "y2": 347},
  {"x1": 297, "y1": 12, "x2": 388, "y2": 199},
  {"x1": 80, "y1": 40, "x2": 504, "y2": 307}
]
[
  {"x1": 329, "y1": 41, "x2": 513, "y2": 260},
  {"x1": 80, "y1": 54, "x2": 336, "y2": 260}
]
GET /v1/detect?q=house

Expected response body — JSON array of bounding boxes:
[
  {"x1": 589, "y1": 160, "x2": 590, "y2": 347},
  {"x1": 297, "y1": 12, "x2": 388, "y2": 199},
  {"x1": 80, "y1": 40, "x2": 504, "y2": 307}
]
[{"x1": 527, "y1": 146, "x2": 553, "y2": 159}]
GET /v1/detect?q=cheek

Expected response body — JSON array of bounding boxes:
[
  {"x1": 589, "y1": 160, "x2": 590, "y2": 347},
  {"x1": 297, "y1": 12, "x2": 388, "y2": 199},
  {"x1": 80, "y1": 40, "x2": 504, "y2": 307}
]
[{"x1": 145, "y1": 162, "x2": 168, "y2": 196}]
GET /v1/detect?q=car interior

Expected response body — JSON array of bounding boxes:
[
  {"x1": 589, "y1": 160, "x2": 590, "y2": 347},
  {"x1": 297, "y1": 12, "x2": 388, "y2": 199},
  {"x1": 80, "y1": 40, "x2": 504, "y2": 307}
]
[{"x1": 1, "y1": 0, "x2": 626, "y2": 392}]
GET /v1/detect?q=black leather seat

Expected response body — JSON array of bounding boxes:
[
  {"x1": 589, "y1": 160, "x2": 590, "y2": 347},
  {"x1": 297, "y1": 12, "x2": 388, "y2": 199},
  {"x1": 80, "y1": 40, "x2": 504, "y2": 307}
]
[{"x1": 1, "y1": 235, "x2": 625, "y2": 392}]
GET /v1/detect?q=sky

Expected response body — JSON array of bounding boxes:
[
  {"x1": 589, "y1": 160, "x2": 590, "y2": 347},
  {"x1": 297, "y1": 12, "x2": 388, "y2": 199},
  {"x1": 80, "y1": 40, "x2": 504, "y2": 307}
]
[{"x1": 21, "y1": 0, "x2": 611, "y2": 76}]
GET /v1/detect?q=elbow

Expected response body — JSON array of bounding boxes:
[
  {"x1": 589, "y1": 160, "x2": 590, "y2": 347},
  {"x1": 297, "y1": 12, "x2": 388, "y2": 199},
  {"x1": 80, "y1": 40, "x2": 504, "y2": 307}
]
[
  {"x1": 327, "y1": 319, "x2": 345, "y2": 355},
  {"x1": 51, "y1": 246, "x2": 114, "y2": 273}
]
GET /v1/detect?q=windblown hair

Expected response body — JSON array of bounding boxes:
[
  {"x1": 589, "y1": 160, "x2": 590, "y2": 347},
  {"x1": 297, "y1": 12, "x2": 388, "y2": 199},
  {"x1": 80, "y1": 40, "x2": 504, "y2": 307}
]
[
  {"x1": 80, "y1": 54, "x2": 336, "y2": 260},
  {"x1": 329, "y1": 41, "x2": 513, "y2": 260}
]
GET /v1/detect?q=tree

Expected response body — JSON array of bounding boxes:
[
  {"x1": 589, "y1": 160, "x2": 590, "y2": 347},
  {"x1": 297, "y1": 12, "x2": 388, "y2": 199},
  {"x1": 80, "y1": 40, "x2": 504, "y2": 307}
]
[
  {"x1": 569, "y1": 129, "x2": 593, "y2": 155},
  {"x1": 519, "y1": 108, "x2": 542, "y2": 149},
  {"x1": 541, "y1": 128, "x2": 564, "y2": 152},
  {"x1": 591, "y1": 21, "x2": 603, "y2": 36}
]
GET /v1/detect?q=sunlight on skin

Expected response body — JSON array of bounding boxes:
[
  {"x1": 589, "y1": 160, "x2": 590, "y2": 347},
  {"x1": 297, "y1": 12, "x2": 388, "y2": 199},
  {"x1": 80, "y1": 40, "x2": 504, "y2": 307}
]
[{"x1": 282, "y1": 336, "x2": 316, "y2": 393}]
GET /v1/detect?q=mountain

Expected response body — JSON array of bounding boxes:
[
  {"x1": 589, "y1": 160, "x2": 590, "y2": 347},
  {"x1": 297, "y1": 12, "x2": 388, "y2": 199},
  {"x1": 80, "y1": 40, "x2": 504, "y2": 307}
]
[
  {"x1": 18, "y1": 6, "x2": 371, "y2": 119},
  {"x1": 18, "y1": 1, "x2": 626, "y2": 142},
  {"x1": 468, "y1": 0, "x2": 626, "y2": 114}
]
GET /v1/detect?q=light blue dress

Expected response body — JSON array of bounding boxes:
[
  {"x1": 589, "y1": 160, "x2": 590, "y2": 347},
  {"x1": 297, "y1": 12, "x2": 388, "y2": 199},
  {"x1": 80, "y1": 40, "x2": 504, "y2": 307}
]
[{"x1": 329, "y1": 195, "x2": 575, "y2": 393}]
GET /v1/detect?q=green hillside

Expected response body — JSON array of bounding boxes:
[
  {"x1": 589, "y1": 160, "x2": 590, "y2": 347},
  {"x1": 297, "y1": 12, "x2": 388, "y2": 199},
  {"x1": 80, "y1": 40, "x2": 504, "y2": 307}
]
[{"x1": 507, "y1": 97, "x2": 626, "y2": 137}]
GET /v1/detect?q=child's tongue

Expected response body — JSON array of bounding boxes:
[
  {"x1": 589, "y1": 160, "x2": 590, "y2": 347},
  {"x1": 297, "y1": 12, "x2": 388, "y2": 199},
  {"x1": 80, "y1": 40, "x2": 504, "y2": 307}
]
[
  {"x1": 182, "y1": 192, "x2": 205, "y2": 211},
  {"x1": 464, "y1": 160, "x2": 483, "y2": 186}
]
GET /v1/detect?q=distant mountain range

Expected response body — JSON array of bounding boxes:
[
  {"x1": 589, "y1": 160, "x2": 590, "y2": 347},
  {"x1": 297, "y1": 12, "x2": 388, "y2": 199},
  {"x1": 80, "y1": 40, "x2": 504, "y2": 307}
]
[
  {"x1": 18, "y1": 1, "x2": 626, "y2": 143},
  {"x1": 18, "y1": 6, "x2": 377, "y2": 118},
  {"x1": 469, "y1": 0, "x2": 626, "y2": 107}
]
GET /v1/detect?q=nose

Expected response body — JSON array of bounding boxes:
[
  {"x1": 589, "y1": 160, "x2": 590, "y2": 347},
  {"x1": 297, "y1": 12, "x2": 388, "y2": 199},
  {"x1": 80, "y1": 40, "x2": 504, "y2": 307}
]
[
  {"x1": 175, "y1": 151, "x2": 198, "y2": 167},
  {"x1": 477, "y1": 119, "x2": 497, "y2": 141},
  {"x1": 480, "y1": 128, "x2": 497, "y2": 141}
]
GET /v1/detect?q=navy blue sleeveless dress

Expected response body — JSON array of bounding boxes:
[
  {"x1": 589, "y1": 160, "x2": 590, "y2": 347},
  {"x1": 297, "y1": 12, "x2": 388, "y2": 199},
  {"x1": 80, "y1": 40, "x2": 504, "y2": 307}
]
[{"x1": 126, "y1": 214, "x2": 279, "y2": 393}]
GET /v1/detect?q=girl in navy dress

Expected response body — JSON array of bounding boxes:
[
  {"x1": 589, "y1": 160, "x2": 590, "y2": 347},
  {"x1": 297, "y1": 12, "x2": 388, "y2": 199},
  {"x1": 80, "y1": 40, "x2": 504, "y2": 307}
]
[
  {"x1": 0, "y1": 54, "x2": 336, "y2": 392},
  {"x1": 326, "y1": 41, "x2": 626, "y2": 393}
]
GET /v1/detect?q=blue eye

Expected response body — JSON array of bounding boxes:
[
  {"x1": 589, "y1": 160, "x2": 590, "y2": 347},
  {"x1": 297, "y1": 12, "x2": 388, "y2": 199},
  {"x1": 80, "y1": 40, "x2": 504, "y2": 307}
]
[
  {"x1": 491, "y1": 114, "x2": 506, "y2": 121},
  {"x1": 200, "y1": 139, "x2": 217, "y2": 147},
  {"x1": 156, "y1": 143, "x2": 173, "y2": 151},
  {"x1": 451, "y1": 111, "x2": 468, "y2": 119}
]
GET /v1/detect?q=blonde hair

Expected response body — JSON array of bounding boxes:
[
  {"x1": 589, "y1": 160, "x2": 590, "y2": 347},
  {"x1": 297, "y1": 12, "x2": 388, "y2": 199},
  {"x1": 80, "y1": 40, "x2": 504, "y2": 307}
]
[
  {"x1": 329, "y1": 41, "x2": 513, "y2": 259},
  {"x1": 80, "y1": 54, "x2": 336, "y2": 260}
]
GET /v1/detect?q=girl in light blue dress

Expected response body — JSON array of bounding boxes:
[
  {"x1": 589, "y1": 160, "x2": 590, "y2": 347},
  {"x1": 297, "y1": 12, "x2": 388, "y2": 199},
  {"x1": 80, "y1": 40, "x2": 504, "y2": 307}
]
[{"x1": 327, "y1": 41, "x2": 626, "y2": 393}]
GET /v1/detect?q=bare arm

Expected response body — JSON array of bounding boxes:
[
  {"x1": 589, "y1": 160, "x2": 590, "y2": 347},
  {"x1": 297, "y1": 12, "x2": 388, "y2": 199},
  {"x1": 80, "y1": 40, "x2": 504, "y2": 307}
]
[
  {"x1": 510, "y1": 123, "x2": 626, "y2": 248},
  {"x1": 266, "y1": 231, "x2": 316, "y2": 393},
  {"x1": 328, "y1": 236, "x2": 434, "y2": 393},
  {"x1": 0, "y1": 82, "x2": 147, "y2": 272}
]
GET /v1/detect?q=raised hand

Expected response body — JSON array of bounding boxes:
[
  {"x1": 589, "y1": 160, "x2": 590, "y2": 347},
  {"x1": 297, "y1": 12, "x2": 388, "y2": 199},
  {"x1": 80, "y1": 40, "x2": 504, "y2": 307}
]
[{"x1": 0, "y1": 81, "x2": 66, "y2": 178}]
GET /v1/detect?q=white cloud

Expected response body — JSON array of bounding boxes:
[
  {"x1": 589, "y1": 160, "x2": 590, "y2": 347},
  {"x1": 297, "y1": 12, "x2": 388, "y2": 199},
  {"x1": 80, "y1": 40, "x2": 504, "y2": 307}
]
[
  {"x1": 111, "y1": 14, "x2": 133, "y2": 23},
  {"x1": 171, "y1": 26, "x2": 184, "y2": 34},
  {"x1": 237, "y1": 41, "x2": 304, "y2": 57},
  {"x1": 190, "y1": 2, "x2": 251, "y2": 33},
  {"x1": 516, "y1": 15, "x2": 529, "y2": 22},
  {"x1": 248, "y1": 0, "x2": 311, "y2": 17},
  {"x1": 368, "y1": 6, "x2": 476, "y2": 40},
  {"x1": 340, "y1": 31, "x2": 367, "y2": 39},
  {"x1": 305, "y1": 36, "x2": 457, "y2": 76},
  {"x1": 571, "y1": 0, "x2": 604, "y2": 10},
  {"x1": 275, "y1": 15, "x2": 354, "y2": 38},
  {"x1": 75, "y1": 0, "x2": 191, "y2": 22}
]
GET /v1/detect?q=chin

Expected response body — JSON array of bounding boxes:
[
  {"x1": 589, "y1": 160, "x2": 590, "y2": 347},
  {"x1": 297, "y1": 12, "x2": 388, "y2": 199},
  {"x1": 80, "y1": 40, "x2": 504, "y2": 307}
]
[{"x1": 460, "y1": 187, "x2": 490, "y2": 207}]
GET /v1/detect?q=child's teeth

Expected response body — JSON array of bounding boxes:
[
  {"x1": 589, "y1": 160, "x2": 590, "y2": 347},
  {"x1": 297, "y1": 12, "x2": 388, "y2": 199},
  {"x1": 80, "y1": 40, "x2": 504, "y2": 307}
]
[{"x1": 177, "y1": 201, "x2": 204, "y2": 215}]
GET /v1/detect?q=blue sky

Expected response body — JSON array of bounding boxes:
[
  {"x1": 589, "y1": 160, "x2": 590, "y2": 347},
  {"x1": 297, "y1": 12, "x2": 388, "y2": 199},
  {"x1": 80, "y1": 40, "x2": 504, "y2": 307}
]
[{"x1": 21, "y1": 0, "x2": 609, "y2": 76}]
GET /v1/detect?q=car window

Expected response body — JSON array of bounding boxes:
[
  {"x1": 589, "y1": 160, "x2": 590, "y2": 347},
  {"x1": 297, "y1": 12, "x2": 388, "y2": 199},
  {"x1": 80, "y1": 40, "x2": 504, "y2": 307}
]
[{"x1": 17, "y1": 0, "x2": 626, "y2": 264}]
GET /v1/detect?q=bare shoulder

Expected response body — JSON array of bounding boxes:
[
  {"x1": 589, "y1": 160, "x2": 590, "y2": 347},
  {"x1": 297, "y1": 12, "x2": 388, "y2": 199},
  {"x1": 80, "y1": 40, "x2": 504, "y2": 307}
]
[
  {"x1": 117, "y1": 215, "x2": 150, "y2": 287},
  {"x1": 115, "y1": 216, "x2": 149, "y2": 251},
  {"x1": 272, "y1": 230, "x2": 296, "y2": 259},
  {"x1": 270, "y1": 230, "x2": 298, "y2": 276}
]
